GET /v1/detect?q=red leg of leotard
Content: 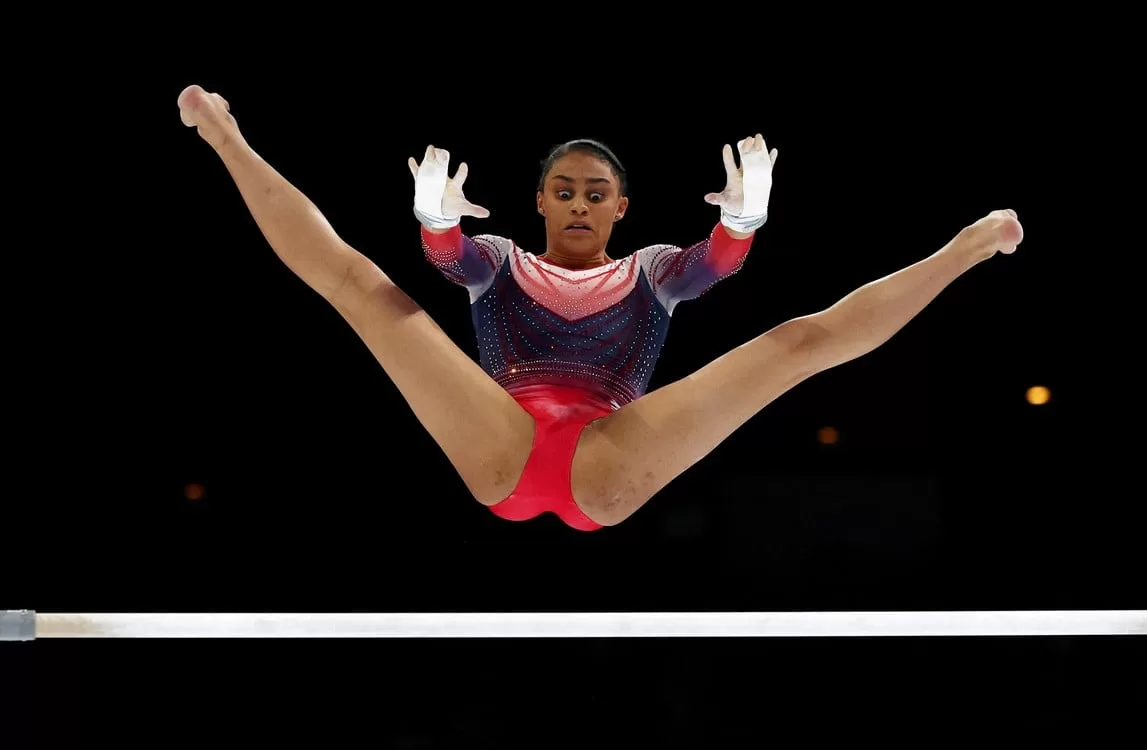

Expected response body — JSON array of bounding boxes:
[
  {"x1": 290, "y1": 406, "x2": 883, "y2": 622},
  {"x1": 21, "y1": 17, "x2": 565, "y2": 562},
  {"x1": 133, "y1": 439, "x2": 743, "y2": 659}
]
[{"x1": 488, "y1": 384, "x2": 613, "y2": 531}]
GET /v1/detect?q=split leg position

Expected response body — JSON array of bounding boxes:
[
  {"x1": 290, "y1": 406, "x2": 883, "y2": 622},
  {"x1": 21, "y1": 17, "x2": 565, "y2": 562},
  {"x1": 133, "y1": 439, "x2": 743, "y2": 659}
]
[
  {"x1": 176, "y1": 85, "x2": 538, "y2": 504},
  {"x1": 572, "y1": 208, "x2": 1023, "y2": 525},
  {"x1": 179, "y1": 85, "x2": 1022, "y2": 527}
]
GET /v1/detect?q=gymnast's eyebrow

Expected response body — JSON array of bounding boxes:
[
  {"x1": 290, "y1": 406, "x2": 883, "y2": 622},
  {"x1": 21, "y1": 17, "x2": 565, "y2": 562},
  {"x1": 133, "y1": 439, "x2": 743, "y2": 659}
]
[{"x1": 551, "y1": 174, "x2": 612, "y2": 185}]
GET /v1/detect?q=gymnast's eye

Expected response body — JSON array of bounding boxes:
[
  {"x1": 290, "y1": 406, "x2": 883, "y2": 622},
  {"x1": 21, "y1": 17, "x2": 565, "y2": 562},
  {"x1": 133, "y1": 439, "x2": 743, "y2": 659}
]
[{"x1": 557, "y1": 189, "x2": 572, "y2": 200}]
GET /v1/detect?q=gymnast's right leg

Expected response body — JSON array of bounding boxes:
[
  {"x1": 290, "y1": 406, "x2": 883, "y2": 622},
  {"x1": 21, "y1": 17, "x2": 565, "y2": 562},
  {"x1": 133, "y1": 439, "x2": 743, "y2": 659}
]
[{"x1": 176, "y1": 84, "x2": 534, "y2": 505}]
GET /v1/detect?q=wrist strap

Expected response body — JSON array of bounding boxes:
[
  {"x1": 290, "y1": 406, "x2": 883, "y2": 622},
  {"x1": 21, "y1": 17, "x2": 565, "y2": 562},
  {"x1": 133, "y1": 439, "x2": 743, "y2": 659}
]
[
  {"x1": 720, "y1": 208, "x2": 767, "y2": 234},
  {"x1": 413, "y1": 206, "x2": 459, "y2": 230}
]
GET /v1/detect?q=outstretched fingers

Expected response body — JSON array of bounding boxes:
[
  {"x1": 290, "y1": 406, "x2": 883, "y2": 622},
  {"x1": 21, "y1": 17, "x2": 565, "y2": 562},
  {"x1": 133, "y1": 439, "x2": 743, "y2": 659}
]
[
  {"x1": 739, "y1": 134, "x2": 776, "y2": 164},
  {"x1": 451, "y1": 161, "x2": 469, "y2": 187},
  {"x1": 410, "y1": 145, "x2": 464, "y2": 178},
  {"x1": 722, "y1": 142, "x2": 739, "y2": 178},
  {"x1": 705, "y1": 143, "x2": 740, "y2": 206},
  {"x1": 410, "y1": 145, "x2": 492, "y2": 219},
  {"x1": 462, "y1": 200, "x2": 491, "y2": 219},
  {"x1": 455, "y1": 166, "x2": 490, "y2": 218},
  {"x1": 706, "y1": 133, "x2": 778, "y2": 209}
]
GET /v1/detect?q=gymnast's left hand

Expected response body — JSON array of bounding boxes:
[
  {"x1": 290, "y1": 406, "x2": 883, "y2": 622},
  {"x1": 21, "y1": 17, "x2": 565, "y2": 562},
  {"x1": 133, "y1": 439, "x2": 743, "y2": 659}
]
[{"x1": 705, "y1": 134, "x2": 777, "y2": 228}]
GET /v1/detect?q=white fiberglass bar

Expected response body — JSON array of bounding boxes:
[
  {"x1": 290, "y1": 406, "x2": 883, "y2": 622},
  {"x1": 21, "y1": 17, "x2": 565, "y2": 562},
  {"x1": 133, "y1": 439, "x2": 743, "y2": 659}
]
[{"x1": 3, "y1": 610, "x2": 1146, "y2": 639}]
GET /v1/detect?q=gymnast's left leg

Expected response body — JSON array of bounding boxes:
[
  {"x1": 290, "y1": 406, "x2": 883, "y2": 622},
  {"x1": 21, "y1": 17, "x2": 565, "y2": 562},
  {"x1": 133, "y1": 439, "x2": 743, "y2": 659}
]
[{"x1": 571, "y1": 209, "x2": 1024, "y2": 526}]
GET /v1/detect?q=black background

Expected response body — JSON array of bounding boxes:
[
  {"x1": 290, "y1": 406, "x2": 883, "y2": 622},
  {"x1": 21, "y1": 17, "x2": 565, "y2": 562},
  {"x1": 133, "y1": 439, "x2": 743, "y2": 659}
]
[{"x1": 8, "y1": 27, "x2": 1142, "y2": 741}]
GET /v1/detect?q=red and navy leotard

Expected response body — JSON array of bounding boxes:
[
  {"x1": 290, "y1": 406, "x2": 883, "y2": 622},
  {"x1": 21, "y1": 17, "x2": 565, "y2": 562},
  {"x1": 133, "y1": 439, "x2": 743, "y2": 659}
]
[{"x1": 420, "y1": 222, "x2": 756, "y2": 408}]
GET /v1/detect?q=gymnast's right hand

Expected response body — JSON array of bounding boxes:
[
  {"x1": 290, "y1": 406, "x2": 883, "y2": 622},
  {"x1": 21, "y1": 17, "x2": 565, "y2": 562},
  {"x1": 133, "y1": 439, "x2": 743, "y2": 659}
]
[{"x1": 408, "y1": 145, "x2": 490, "y2": 230}]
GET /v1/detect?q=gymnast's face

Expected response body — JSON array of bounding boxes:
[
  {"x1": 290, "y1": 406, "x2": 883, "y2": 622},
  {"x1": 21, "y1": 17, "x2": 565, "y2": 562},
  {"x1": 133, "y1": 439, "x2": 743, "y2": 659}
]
[{"x1": 537, "y1": 152, "x2": 628, "y2": 255}]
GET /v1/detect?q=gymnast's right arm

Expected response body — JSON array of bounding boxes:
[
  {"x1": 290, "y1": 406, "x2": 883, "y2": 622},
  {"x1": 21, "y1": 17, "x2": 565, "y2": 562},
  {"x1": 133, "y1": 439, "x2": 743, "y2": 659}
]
[{"x1": 409, "y1": 145, "x2": 506, "y2": 295}]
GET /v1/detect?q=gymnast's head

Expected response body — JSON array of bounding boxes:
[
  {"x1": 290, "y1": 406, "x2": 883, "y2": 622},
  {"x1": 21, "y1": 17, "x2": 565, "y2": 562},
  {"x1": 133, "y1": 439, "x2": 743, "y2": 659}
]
[{"x1": 536, "y1": 139, "x2": 629, "y2": 260}]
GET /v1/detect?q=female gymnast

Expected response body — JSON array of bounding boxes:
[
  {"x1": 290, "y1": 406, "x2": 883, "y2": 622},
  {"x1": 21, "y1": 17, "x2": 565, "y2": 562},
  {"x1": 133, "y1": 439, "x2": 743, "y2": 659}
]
[{"x1": 178, "y1": 84, "x2": 1024, "y2": 531}]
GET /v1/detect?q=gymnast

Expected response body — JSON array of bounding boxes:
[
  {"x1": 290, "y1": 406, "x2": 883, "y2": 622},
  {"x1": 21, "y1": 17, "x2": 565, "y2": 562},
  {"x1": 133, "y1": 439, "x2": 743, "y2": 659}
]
[{"x1": 177, "y1": 84, "x2": 1024, "y2": 531}]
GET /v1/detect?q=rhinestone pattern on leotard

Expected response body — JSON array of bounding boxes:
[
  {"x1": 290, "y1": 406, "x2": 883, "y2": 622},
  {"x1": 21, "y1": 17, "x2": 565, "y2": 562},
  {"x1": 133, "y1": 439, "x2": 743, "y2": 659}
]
[{"x1": 420, "y1": 224, "x2": 754, "y2": 406}]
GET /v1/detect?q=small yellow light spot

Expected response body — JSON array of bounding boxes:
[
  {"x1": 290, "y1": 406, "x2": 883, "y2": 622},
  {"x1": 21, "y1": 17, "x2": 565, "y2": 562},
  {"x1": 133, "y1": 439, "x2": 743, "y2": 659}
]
[
  {"x1": 1025, "y1": 386, "x2": 1051, "y2": 405},
  {"x1": 817, "y1": 426, "x2": 839, "y2": 445},
  {"x1": 184, "y1": 483, "x2": 205, "y2": 501}
]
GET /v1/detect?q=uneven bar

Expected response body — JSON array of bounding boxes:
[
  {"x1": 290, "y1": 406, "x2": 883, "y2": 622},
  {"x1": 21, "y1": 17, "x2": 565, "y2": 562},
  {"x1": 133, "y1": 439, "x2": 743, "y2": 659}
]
[{"x1": 4, "y1": 610, "x2": 1145, "y2": 639}]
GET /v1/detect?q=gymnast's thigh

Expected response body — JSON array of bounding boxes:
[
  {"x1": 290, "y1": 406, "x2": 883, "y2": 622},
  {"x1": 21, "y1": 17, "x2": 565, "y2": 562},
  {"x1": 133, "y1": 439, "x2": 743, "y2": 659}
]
[{"x1": 568, "y1": 415, "x2": 651, "y2": 526}]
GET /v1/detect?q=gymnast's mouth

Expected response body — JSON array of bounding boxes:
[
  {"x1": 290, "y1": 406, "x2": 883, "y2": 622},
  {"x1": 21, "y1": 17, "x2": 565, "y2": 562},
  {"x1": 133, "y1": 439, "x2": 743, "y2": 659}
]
[{"x1": 564, "y1": 223, "x2": 592, "y2": 233}]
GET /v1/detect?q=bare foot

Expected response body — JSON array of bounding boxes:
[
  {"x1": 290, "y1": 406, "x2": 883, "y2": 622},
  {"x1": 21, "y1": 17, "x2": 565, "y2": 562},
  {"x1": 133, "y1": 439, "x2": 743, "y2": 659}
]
[
  {"x1": 965, "y1": 209, "x2": 1024, "y2": 259},
  {"x1": 177, "y1": 84, "x2": 242, "y2": 152}
]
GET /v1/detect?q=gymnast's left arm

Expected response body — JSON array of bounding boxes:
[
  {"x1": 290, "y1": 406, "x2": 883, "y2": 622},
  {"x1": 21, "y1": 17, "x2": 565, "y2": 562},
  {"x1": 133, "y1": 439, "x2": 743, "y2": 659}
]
[{"x1": 639, "y1": 134, "x2": 778, "y2": 312}]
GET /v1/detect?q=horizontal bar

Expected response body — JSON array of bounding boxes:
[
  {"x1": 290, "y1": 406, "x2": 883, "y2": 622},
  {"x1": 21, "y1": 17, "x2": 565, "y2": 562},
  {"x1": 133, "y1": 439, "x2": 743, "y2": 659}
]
[{"x1": 4, "y1": 610, "x2": 1145, "y2": 639}]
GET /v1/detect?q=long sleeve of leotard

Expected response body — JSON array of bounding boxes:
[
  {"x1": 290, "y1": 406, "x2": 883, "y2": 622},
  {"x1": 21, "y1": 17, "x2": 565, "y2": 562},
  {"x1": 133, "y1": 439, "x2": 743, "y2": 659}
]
[
  {"x1": 420, "y1": 225, "x2": 511, "y2": 301},
  {"x1": 637, "y1": 222, "x2": 756, "y2": 314}
]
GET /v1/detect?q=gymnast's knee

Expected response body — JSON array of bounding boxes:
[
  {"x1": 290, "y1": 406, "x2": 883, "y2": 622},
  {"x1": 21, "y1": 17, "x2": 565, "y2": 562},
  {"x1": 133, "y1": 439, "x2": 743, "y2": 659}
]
[
  {"x1": 456, "y1": 438, "x2": 535, "y2": 507},
  {"x1": 570, "y1": 448, "x2": 647, "y2": 527}
]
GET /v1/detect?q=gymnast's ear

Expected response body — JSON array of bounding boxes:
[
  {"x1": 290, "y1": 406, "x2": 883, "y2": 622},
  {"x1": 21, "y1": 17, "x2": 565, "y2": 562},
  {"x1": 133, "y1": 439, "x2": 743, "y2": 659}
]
[
  {"x1": 536, "y1": 191, "x2": 545, "y2": 216},
  {"x1": 614, "y1": 195, "x2": 629, "y2": 221}
]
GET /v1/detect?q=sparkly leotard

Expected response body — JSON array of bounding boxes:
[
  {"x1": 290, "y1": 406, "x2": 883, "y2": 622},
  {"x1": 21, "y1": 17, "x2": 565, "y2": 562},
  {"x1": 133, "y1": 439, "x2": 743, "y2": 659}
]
[{"x1": 421, "y1": 222, "x2": 756, "y2": 529}]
